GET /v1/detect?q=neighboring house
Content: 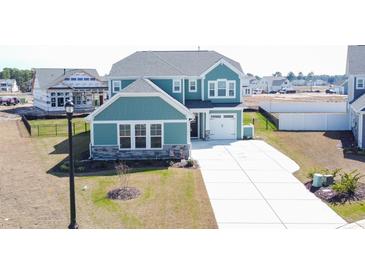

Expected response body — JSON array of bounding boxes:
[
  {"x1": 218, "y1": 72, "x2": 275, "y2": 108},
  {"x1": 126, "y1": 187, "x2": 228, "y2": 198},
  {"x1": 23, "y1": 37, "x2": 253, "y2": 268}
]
[
  {"x1": 32, "y1": 68, "x2": 108, "y2": 113},
  {"x1": 86, "y1": 50, "x2": 245, "y2": 160},
  {"x1": 291, "y1": 79, "x2": 306, "y2": 86},
  {"x1": 0, "y1": 79, "x2": 18, "y2": 92},
  {"x1": 333, "y1": 80, "x2": 348, "y2": 95},
  {"x1": 346, "y1": 45, "x2": 365, "y2": 149},
  {"x1": 258, "y1": 76, "x2": 292, "y2": 92},
  {"x1": 241, "y1": 76, "x2": 255, "y2": 96}
]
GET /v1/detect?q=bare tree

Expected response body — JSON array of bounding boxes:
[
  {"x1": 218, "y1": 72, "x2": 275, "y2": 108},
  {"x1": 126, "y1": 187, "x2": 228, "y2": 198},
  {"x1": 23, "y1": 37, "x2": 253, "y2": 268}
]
[{"x1": 115, "y1": 161, "x2": 130, "y2": 188}]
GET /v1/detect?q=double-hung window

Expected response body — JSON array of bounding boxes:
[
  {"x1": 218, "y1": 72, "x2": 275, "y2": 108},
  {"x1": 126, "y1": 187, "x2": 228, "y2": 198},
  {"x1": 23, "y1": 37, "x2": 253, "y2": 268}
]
[
  {"x1": 173, "y1": 79, "x2": 181, "y2": 93},
  {"x1": 217, "y1": 80, "x2": 226, "y2": 97},
  {"x1": 208, "y1": 80, "x2": 236, "y2": 98},
  {"x1": 150, "y1": 124, "x2": 162, "y2": 149},
  {"x1": 135, "y1": 124, "x2": 146, "y2": 149},
  {"x1": 113, "y1": 80, "x2": 121, "y2": 92},
  {"x1": 119, "y1": 123, "x2": 163, "y2": 150},
  {"x1": 209, "y1": 82, "x2": 216, "y2": 97},
  {"x1": 119, "y1": 124, "x2": 131, "y2": 149},
  {"x1": 228, "y1": 81, "x2": 235, "y2": 97},
  {"x1": 356, "y1": 78, "x2": 365, "y2": 89},
  {"x1": 189, "y1": 80, "x2": 197, "y2": 92}
]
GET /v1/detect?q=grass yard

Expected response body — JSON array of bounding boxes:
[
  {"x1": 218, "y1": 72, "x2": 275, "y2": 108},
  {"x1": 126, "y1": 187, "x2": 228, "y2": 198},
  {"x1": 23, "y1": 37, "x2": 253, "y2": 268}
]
[
  {"x1": 29, "y1": 118, "x2": 89, "y2": 136},
  {"x1": 31, "y1": 133, "x2": 217, "y2": 228},
  {"x1": 244, "y1": 111, "x2": 365, "y2": 222}
]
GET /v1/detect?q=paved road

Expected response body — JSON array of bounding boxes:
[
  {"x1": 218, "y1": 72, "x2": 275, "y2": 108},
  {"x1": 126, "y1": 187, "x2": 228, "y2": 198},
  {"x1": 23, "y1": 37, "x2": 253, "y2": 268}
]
[
  {"x1": 192, "y1": 140, "x2": 347, "y2": 229},
  {"x1": 0, "y1": 120, "x2": 68, "y2": 228}
]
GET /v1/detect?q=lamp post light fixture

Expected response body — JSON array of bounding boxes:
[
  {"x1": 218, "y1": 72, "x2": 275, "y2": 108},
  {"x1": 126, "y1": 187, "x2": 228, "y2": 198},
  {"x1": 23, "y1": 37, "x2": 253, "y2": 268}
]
[{"x1": 65, "y1": 100, "x2": 79, "y2": 229}]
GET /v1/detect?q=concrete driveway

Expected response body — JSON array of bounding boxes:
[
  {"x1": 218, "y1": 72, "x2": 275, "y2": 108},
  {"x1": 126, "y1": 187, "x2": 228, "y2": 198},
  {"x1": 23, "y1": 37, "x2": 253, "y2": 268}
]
[{"x1": 191, "y1": 140, "x2": 347, "y2": 229}]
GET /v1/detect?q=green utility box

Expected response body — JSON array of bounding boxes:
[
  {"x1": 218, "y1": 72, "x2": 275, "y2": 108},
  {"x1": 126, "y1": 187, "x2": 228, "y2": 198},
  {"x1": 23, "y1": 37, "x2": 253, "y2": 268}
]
[
  {"x1": 243, "y1": 124, "x2": 254, "y2": 139},
  {"x1": 312, "y1": 173, "x2": 324, "y2": 188}
]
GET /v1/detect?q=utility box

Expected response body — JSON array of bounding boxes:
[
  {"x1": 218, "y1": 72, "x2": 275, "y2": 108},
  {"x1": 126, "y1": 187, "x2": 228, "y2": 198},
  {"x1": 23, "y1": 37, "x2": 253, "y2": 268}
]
[
  {"x1": 312, "y1": 173, "x2": 324, "y2": 188},
  {"x1": 243, "y1": 124, "x2": 254, "y2": 139},
  {"x1": 323, "y1": 175, "x2": 334, "y2": 186}
]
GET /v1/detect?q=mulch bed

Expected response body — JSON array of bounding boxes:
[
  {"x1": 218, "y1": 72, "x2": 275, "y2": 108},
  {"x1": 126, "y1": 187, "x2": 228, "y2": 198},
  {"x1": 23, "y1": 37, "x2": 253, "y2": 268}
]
[
  {"x1": 305, "y1": 182, "x2": 365, "y2": 204},
  {"x1": 107, "y1": 187, "x2": 141, "y2": 201}
]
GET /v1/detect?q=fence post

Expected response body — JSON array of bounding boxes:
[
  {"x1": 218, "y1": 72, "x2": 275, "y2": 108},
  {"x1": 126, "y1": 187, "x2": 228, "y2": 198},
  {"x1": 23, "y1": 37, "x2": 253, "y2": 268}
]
[
  {"x1": 73, "y1": 123, "x2": 76, "y2": 135},
  {"x1": 37, "y1": 125, "x2": 40, "y2": 136},
  {"x1": 252, "y1": 118, "x2": 255, "y2": 125},
  {"x1": 55, "y1": 124, "x2": 58, "y2": 136},
  {"x1": 266, "y1": 119, "x2": 268, "y2": 130},
  {"x1": 85, "y1": 122, "x2": 87, "y2": 133}
]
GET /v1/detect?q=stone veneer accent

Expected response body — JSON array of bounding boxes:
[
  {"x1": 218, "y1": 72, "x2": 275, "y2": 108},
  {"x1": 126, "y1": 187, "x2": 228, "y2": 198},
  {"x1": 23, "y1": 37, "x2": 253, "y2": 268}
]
[{"x1": 91, "y1": 144, "x2": 191, "y2": 160}]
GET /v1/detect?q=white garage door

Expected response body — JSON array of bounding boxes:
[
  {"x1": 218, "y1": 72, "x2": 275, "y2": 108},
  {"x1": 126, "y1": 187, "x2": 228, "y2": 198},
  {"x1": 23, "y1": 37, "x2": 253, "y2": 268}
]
[{"x1": 210, "y1": 114, "x2": 236, "y2": 139}]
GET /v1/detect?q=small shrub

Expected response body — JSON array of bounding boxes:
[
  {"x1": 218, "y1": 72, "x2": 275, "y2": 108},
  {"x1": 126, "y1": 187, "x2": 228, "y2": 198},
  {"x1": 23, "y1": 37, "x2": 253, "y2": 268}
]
[
  {"x1": 332, "y1": 170, "x2": 363, "y2": 195},
  {"x1": 77, "y1": 166, "x2": 86, "y2": 172},
  {"x1": 186, "y1": 159, "x2": 194, "y2": 168}
]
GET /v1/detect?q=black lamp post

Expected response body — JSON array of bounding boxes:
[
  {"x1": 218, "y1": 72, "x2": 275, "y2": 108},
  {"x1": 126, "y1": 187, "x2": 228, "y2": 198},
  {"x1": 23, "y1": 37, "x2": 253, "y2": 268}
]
[{"x1": 65, "y1": 100, "x2": 79, "y2": 229}]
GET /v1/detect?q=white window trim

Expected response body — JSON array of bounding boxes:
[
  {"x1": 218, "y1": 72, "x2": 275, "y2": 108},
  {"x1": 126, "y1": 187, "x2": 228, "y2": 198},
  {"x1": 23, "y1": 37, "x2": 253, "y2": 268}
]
[
  {"x1": 112, "y1": 80, "x2": 121, "y2": 93},
  {"x1": 356, "y1": 77, "x2": 365, "y2": 89},
  {"x1": 172, "y1": 79, "x2": 181, "y2": 93},
  {"x1": 117, "y1": 121, "x2": 164, "y2": 151},
  {"x1": 188, "y1": 79, "x2": 197, "y2": 93},
  {"x1": 207, "y1": 79, "x2": 236, "y2": 99}
]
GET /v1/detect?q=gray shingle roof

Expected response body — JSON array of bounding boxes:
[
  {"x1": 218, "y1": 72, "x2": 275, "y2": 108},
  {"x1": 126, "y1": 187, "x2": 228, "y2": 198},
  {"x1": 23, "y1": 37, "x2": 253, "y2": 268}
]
[
  {"x1": 272, "y1": 79, "x2": 286, "y2": 86},
  {"x1": 109, "y1": 50, "x2": 243, "y2": 77},
  {"x1": 184, "y1": 100, "x2": 244, "y2": 109},
  {"x1": 346, "y1": 45, "x2": 365, "y2": 75},
  {"x1": 33, "y1": 68, "x2": 104, "y2": 89},
  {"x1": 121, "y1": 78, "x2": 161, "y2": 93}
]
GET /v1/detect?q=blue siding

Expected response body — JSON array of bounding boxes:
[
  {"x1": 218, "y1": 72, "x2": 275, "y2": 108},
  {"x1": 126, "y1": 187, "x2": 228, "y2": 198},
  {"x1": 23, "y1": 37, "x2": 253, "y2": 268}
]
[
  {"x1": 149, "y1": 79, "x2": 184, "y2": 104},
  {"x1": 204, "y1": 64, "x2": 241, "y2": 103},
  {"x1": 94, "y1": 124, "x2": 117, "y2": 145},
  {"x1": 164, "y1": 122, "x2": 188, "y2": 144},
  {"x1": 184, "y1": 79, "x2": 202, "y2": 100},
  {"x1": 95, "y1": 97, "x2": 186, "y2": 121},
  {"x1": 209, "y1": 109, "x2": 242, "y2": 139},
  {"x1": 354, "y1": 77, "x2": 365, "y2": 101},
  {"x1": 110, "y1": 79, "x2": 136, "y2": 97}
]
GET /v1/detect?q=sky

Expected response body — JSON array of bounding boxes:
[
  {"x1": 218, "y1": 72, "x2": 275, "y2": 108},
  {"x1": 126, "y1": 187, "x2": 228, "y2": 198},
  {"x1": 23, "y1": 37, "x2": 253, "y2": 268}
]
[{"x1": 0, "y1": 45, "x2": 348, "y2": 77}]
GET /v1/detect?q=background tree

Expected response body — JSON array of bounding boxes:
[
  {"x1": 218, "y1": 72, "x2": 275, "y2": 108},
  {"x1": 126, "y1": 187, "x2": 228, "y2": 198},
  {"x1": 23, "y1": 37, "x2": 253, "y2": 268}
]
[
  {"x1": 287, "y1": 71, "x2": 296, "y2": 81},
  {"x1": 0, "y1": 68, "x2": 33, "y2": 92},
  {"x1": 297, "y1": 72, "x2": 304, "y2": 80},
  {"x1": 272, "y1": 71, "x2": 282, "y2": 77}
]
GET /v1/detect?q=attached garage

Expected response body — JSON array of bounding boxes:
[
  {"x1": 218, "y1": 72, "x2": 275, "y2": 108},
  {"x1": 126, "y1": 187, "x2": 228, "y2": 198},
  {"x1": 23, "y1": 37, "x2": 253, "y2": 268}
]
[{"x1": 209, "y1": 113, "x2": 237, "y2": 139}]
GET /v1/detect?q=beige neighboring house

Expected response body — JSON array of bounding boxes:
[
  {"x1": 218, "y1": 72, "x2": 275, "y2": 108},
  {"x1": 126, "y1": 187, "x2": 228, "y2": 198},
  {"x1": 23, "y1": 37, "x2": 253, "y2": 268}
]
[
  {"x1": 0, "y1": 79, "x2": 19, "y2": 92},
  {"x1": 32, "y1": 68, "x2": 108, "y2": 113}
]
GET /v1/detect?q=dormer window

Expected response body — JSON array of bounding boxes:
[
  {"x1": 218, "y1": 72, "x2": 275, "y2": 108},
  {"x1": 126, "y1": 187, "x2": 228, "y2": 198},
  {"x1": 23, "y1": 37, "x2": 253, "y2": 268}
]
[
  {"x1": 189, "y1": 80, "x2": 197, "y2": 92},
  {"x1": 356, "y1": 78, "x2": 365, "y2": 89},
  {"x1": 173, "y1": 79, "x2": 181, "y2": 93},
  {"x1": 113, "y1": 80, "x2": 121, "y2": 92}
]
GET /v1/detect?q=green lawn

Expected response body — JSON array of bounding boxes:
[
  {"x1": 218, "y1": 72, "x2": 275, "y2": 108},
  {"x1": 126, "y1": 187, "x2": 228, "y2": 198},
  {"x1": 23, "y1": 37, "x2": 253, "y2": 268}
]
[
  {"x1": 29, "y1": 118, "x2": 89, "y2": 136},
  {"x1": 31, "y1": 132, "x2": 217, "y2": 228},
  {"x1": 243, "y1": 111, "x2": 365, "y2": 223}
]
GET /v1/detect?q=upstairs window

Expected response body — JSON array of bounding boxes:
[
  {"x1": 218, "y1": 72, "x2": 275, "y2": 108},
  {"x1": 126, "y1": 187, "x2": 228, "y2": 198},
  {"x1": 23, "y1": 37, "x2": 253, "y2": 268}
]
[
  {"x1": 173, "y1": 79, "x2": 181, "y2": 93},
  {"x1": 64, "y1": 78, "x2": 70, "y2": 81},
  {"x1": 217, "y1": 80, "x2": 226, "y2": 96},
  {"x1": 189, "y1": 80, "x2": 197, "y2": 92},
  {"x1": 356, "y1": 78, "x2": 365, "y2": 89},
  {"x1": 90, "y1": 77, "x2": 96, "y2": 81},
  {"x1": 71, "y1": 77, "x2": 77, "y2": 81},
  {"x1": 209, "y1": 82, "x2": 216, "y2": 97},
  {"x1": 113, "y1": 80, "x2": 121, "y2": 92},
  {"x1": 208, "y1": 79, "x2": 236, "y2": 98},
  {"x1": 228, "y1": 81, "x2": 235, "y2": 97}
]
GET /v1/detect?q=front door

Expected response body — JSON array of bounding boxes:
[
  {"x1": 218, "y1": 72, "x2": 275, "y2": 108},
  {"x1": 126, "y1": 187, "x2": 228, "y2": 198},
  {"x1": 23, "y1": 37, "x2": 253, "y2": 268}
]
[{"x1": 190, "y1": 113, "x2": 198, "y2": 138}]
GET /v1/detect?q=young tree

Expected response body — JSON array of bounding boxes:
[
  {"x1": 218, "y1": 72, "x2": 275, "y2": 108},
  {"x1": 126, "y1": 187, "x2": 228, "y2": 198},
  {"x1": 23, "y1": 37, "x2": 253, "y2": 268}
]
[
  {"x1": 115, "y1": 162, "x2": 130, "y2": 188},
  {"x1": 297, "y1": 72, "x2": 304, "y2": 80}
]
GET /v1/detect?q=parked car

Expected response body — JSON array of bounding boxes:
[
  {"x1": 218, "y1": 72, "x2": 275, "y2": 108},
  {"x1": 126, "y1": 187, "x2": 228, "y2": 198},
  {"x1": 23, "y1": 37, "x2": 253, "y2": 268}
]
[
  {"x1": 0, "y1": 96, "x2": 20, "y2": 106},
  {"x1": 325, "y1": 89, "x2": 336, "y2": 94}
]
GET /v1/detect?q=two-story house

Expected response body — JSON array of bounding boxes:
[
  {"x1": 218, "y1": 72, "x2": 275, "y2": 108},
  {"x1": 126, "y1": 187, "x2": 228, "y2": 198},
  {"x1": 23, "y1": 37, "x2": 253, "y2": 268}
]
[
  {"x1": 0, "y1": 79, "x2": 18, "y2": 92},
  {"x1": 86, "y1": 50, "x2": 245, "y2": 160},
  {"x1": 32, "y1": 68, "x2": 108, "y2": 114},
  {"x1": 347, "y1": 45, "x2": 365, "y2": 149}
]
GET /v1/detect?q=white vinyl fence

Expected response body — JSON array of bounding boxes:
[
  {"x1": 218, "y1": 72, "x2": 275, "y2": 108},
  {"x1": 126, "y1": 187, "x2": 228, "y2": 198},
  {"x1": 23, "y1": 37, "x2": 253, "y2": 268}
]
[
  {"x1": 279, "y1": 113, "x2": 350, "y2": 131},
  {"x1": 260, "y1": 101, "x2": 347, "y2": 113}
]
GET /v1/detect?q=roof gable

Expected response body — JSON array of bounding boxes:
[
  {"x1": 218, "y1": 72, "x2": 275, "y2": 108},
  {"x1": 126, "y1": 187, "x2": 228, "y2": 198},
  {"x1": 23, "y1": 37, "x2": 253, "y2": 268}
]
[
  {"x1": 346, "y1": 45, "x2": 365, "y2": 75},
  {"x1": 109, "y1": 50, "x2": 243, "y2": 77}
]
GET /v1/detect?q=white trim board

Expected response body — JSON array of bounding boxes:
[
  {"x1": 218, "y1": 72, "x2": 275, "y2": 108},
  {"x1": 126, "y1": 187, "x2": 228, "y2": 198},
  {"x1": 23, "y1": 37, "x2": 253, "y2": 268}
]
[{"x1": 85, "y1": 78, "x2": 194, "y2": 122}]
